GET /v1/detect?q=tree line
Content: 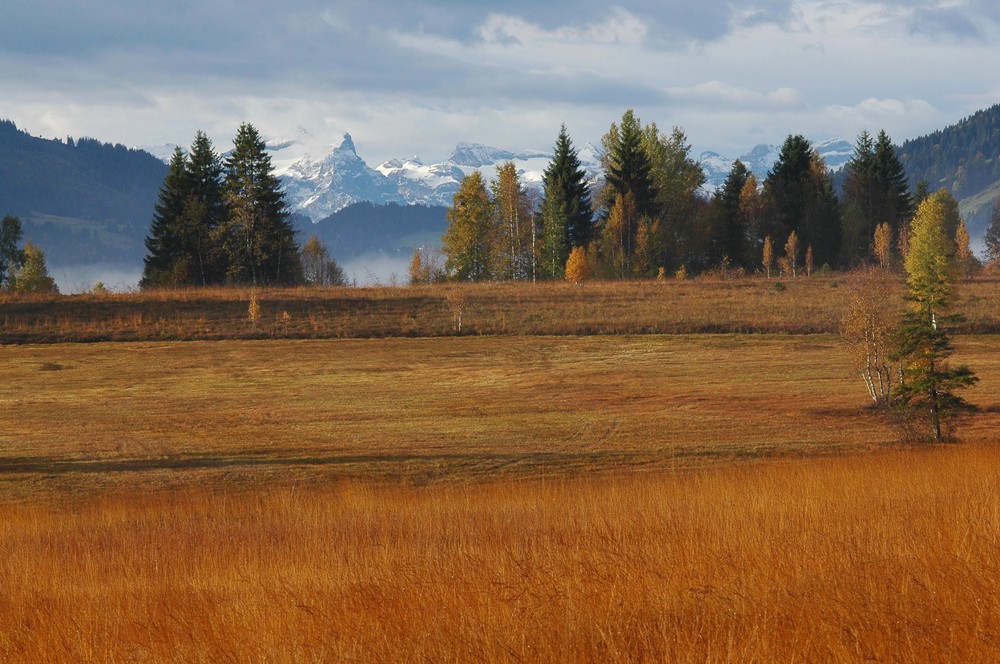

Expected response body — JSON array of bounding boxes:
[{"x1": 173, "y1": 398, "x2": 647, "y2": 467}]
[
  {"x1": 437, "y1": 109, "x2": 992, "y2": 284},
  {"x1": 142, "y1": 123, "x2": 344, "y2": 288}
]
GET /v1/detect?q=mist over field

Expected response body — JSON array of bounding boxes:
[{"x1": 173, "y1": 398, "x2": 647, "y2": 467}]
[
  {"x1": 338, "y1": 252, "x2": 412, "y2": 286},
  {"x1": 52, "y1": 263, "x2": 142, "y2": 294}
]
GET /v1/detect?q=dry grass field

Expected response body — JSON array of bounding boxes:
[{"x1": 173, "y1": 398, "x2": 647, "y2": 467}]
[
  {"x1": 6, "y1": 274, "x2": 1000, "y2": 342},
  {"x1": 2, "y1": 334, "x2": 1000, "y2": 660}
]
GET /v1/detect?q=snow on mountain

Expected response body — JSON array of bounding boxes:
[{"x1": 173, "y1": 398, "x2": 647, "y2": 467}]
[
  {"x1": 280, "y1": 133, "x2": 404, "y2": 220},
  {"x1": 700, "y1": 139, "x2": 854, "y2": 194},
  {"x1": 141, "y1": 130, "x2": 851, "y2": 220}
]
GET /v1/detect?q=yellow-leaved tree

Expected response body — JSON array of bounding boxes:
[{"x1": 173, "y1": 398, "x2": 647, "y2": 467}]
[
  {"x1": 893, "y1": 190, "x2": 977, "y2": 441},
  {"x1": 564, "y1": 246, "x2": 590, "y2": 285},
  {"x1": 442, "y1": 172, "x2": 493, "y2": 282}
]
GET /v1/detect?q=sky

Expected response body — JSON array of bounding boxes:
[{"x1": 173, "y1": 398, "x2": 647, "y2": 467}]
[{"x1": 3, "y1": 0, "x2": 1000, "y2": 166}]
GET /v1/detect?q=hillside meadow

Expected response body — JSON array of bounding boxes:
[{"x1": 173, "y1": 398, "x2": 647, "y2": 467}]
[{"x1": 2, "y1": 333, "x2": 1000, "y2": 659}]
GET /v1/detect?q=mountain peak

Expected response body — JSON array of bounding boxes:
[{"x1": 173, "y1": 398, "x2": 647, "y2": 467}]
[
  {"x1": 337, "y1": 133, "x2": 356, "y2": 155},
  {"x1": 448, "y1": 143, "x2": 516, "y2": 168}
]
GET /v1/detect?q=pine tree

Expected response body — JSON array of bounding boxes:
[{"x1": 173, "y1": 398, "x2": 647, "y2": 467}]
[
  {"x1": 712, "y1": 160, "x2": 751, "y2": 268},
  {"x1": 841, "y1": 131, "x2": 877, "y2": 263},
  {"x1": 764, "y1": 135, "x2": 841, "y2": 267},
  {"x1": 0, "y1": 215, "x2": 24, "y2": 289},
  {"x1": 540, "y1": 125, "x2": 593, "y2": 278},
  {"x1": 220, "y1": 123, "x2": 302, "y2": 285},
  {"x1": 184, "y1": 131, "x2": 226, "y2": 285},
  {"x1": 602, "y1": 109, "x2": 655, "y2": 218},
  {"x1": 442, "y1": 171, "x2": 493, "y2": 281},
  {"x1": 873, "y1": 130, "x2": 913, "y2": 230},
  {"x1": 141, "y1": 147, "x2": 190, "y2": 288}
]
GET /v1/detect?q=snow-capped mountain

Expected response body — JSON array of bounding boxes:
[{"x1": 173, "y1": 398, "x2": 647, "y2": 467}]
[
  {"x1": 142, "y1": 130, "x2": 852, "y2": 221},
  {"x1": 280, "y1": 133, "x2": 404, "y2": 220},
  {"x1": 700, "y1": 139, "x2": 854, "y2": 193},
  {"x1": 372, "y1": 142, "x2": 599, "y2": 212}
]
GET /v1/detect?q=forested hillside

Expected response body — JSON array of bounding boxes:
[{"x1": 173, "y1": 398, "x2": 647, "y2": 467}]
[
  {"x1": 898, "y1": 104, "x2": 1000, "y2": 234},
  {"x1": 0, "y1": 120, "x2": 166, "y2": 266},
  {"x1": 297, "y1": 202, "x2": 448, "y2": 259}
]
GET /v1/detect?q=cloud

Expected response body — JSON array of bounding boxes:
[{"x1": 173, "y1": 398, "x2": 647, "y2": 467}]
[{"x1": 664, "y1": 82, "x2": 803, "y2": 111}]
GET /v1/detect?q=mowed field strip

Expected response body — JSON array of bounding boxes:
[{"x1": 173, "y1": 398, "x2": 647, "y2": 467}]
[{"x1": 3, "y1": 334, "x2": 1000, "y2": 498}]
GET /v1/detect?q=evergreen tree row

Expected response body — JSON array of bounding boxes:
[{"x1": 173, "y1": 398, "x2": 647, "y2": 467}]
[
  {"x1": 442, "y1": 111, "x2": 925, "y2": 281},
  {"x1": 142, "y1": 123, "x2": 302, "y2": 288}
]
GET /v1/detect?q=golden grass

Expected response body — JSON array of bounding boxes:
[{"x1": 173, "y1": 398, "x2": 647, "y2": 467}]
[
  {"x1": 10, "y1": 272, "x2": 1000, "y2": 342},
  {"x1": 3, "y1": 334, "x2": 999, "y2": 659},
  {"x1": 3, "y1": 445, "x2": 1000, "y2": 661},
  {"x1": 7, "y1": 333, "x2": 999, "y2": 498}
]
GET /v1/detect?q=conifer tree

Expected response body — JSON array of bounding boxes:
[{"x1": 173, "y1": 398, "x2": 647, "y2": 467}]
[
  {"x1": 184, "y1": 131, "x2": 226, "y2": 285},
  {"x1": 873, "y1": 130, "x2": 914, "y2": 229},
  {"x1": 220, "y1": 123, "x2": 302, "y2": 285},
  {"x1": 141, "y1": 147, "x2": 190, "y2": 288},
  {"x1": 443, "y1": 171, "x2": 493, "y2": 281},
  {"x1": 539, "y1": 125, "x2": 593, "y2": 278},
  {"x1": 712, "y1": 160, "x2": 751, "y2": 268},
  {"x1": 0, "y1": 215, "x2": 24, "y2": 289},
  {"x1": 601, "y1": 109, "x2": 654, "y2": 218},
  {"x1": 764, "y1": 135, "x2": 841, "y2": 268}
]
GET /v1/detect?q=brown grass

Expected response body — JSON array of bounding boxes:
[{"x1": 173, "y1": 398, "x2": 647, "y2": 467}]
[
  {"x1": 8, "y1": 333, "x2": 999, "y2": 498},
  {"x1": 8, "y1": 272, "x2": 1000, "y2": 342},
  {"x1": 3, "y1": 332, "x2": 999, "y2": 659},
  {"x1": 3, "y1": 445, "x2": 1000, "y2": 661}
]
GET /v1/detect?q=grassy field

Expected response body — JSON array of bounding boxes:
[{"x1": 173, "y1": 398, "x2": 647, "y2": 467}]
[
  {"x1": 8, "y1": 333, "x2": 997, "y2": 498},
  {"x1": 2, "y1": 334, "x2": 1000, "y2": 659},
  {"x1": 6, "y1": 274, "x2": 1000, "y2": 342}
]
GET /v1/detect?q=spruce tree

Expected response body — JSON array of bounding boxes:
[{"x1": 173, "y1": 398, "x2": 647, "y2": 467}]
[
  {"x1": 873, "y1": 130, "x2": 913, "y2": 230},
  {"x1": 764, "y1": 135, "x2": 841, "y2": 267},
  {"x1": 603, "y1": 109, "x2": 655, "y2": 217},
  {"x1": 141, "y1": 147, "x2": 190, "y2": 288},
  {"x1": 184, "y1": 131, "x2": 226, "y2": 285},
  {"x1": 220, "y1": 123, "x2": 302, "y2": 285},
  {"x1": 539, "y1": 125, "x2": 593, "y2": 278},
  {"x1": 712, "y1": 160, "x2": 751, "y2": 268},
  {"x1": 841, "y1": 130, "x2": 877, "y2": 263},
  {"x1": 0, "y1": 214, "x2": 24, "y2": 289}
]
